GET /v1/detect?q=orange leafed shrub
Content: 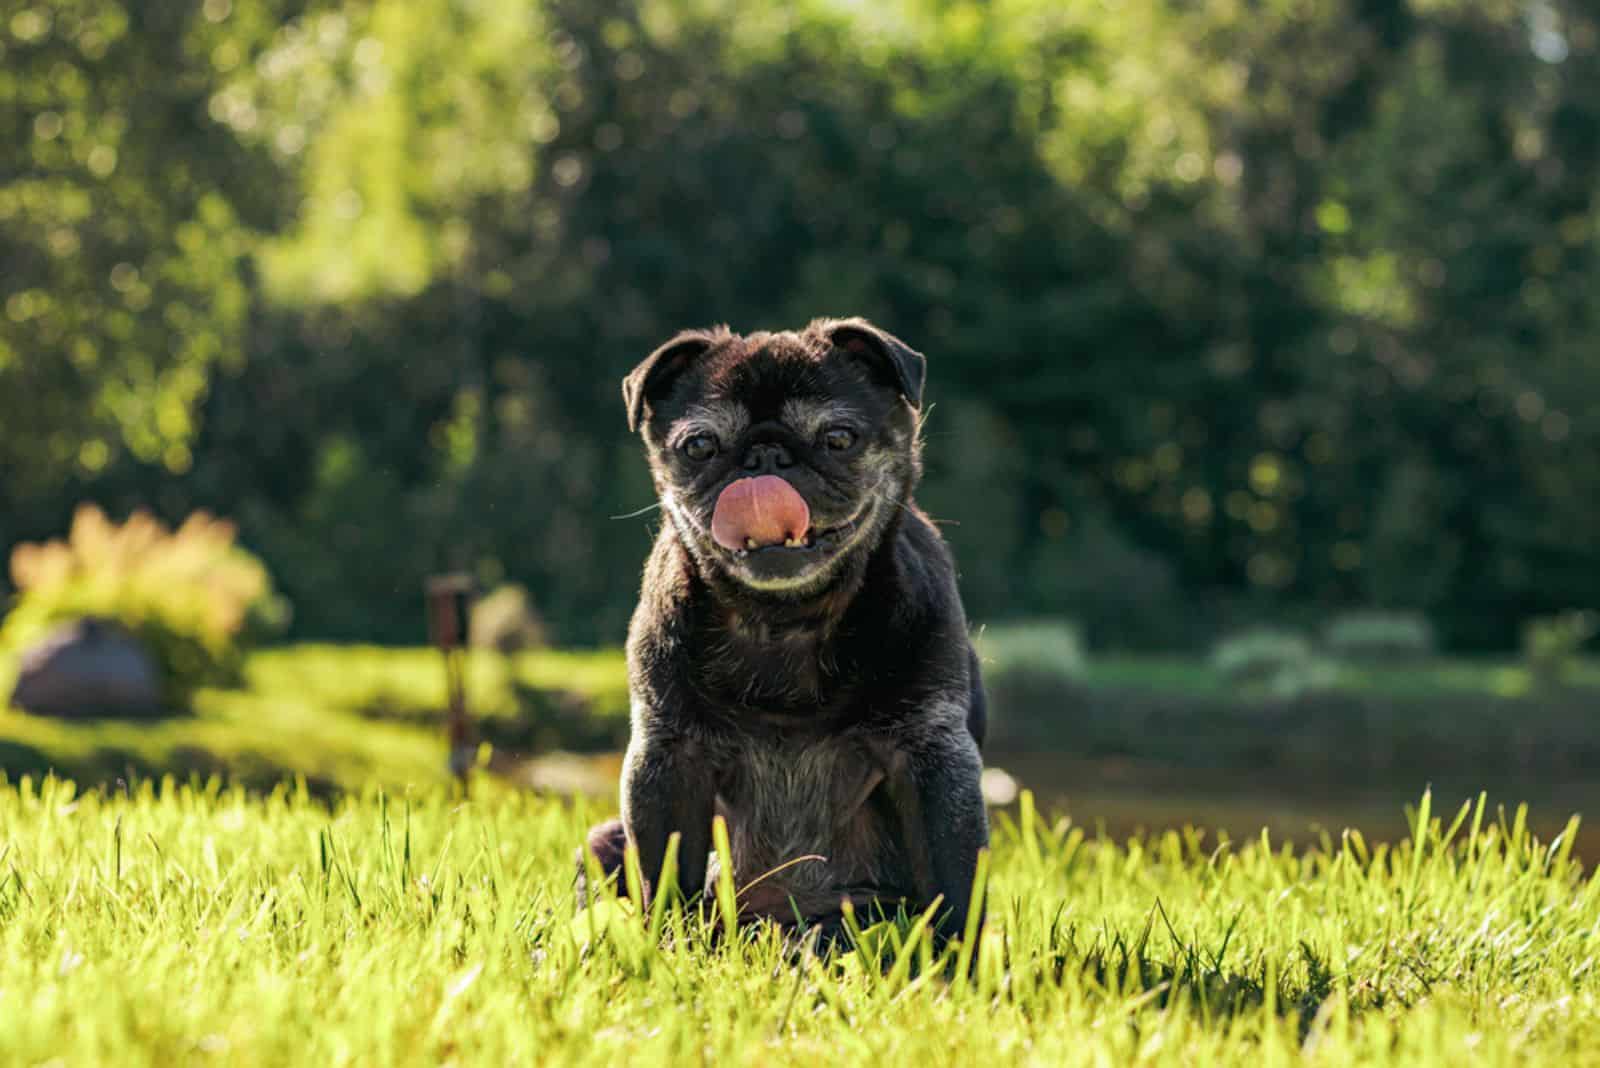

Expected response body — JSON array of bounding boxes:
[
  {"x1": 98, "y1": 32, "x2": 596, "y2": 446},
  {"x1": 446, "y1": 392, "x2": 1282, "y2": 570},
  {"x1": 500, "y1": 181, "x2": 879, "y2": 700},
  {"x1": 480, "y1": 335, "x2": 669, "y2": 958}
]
[{"x1": 4, "y1": 505, "x2": 286, "y2": 706}]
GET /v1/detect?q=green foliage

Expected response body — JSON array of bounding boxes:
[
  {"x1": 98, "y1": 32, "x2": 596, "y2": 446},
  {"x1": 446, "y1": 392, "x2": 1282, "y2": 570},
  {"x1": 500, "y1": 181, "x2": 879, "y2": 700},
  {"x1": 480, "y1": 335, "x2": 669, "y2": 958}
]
[
  {"x1": 0, "y1": 505, "x2": 284, "y2": 706},
  {"x1": 470, "y1": 584, "x2": 546, "y2": 653},
  {"x1": 1211, "y1": 628, "x2": 1338, "y2": 699},
  {"x1": 229, "y1": 0, "x2": 558, "y2": 302},
  {"x1": 1322, "y1": 611, "x2": 1437, "y2": 662},
  {"x1": 1522, "y1": 610, "x2": 1600, "y2": 689},
  {"x1": 977, "y1": 620, "x2": 1088, "y2": 680},
  {"x1": 1022, "y1": 511, "x2": 1187, "y2": 650},
  {"x1": 974, "y1": 620, "x2": 1087, "y2": 747},
  {"x1": 4, "y1": 0, "x2": 1600, "y2": 648},
  {"x1": 0, "y1": 1, "x2": 281, "y2": 489},
  {"x1": 0, "y1": 781, "x2": 1596, "y2": 1065}
]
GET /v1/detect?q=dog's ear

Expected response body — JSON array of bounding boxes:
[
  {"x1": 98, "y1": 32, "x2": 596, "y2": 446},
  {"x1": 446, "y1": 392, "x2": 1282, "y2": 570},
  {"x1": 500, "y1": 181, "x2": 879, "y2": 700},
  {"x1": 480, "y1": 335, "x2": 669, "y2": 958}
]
[
  {"x1": 622, "y1": 329, "x2": 722, "y2": 432},
  {"x1": 818, "y1": 318, "x2": 926, "y2": 410}
]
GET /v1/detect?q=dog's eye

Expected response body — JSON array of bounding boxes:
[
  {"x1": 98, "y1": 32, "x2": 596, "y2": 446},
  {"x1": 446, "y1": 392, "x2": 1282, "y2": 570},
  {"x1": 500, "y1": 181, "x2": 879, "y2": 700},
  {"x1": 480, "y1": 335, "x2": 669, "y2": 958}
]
[
  {"x1": 681, "y1": 433, "x2": 719, "y2": 462},
  {"x1": 822, "y1": 427, "x2": 857, "y2": 452}
]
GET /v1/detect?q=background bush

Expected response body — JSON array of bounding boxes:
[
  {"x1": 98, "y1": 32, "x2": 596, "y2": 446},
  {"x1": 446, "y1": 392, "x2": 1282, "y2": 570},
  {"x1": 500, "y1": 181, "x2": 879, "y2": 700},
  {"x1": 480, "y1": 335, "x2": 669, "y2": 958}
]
[
  {"x1": 1321, "y1": 612, "x2": 1436, "y2": 663},
  {"x1": 1211, "y1": 628, "x2": 1338, "y2": 699},
  {"x1": 470, "y1": 584, "x2": 546, "y2": 654},
  {"x1": 975, "y1": 620, "x2": 1088, "y2": 747},
  {"x1": 1, "y1": 505, "x2": 284, "y2": 707},
  {"x1": 1522, "y1": 611, "x2": 1599, "y2": 690}
]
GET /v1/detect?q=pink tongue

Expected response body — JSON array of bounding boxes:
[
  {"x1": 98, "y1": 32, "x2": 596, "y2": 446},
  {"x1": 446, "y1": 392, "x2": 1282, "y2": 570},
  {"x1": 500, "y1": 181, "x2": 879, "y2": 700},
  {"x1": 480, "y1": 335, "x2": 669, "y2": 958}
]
[{"x1": 711, "y1": 476, "x2": 812, "y2": 550}]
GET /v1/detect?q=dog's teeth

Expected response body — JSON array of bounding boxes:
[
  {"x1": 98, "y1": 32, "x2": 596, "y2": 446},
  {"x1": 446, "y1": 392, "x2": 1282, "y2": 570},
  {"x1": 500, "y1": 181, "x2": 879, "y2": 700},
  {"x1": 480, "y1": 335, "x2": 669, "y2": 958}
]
[
  {"x1": 745, "y1": 538, "x2": 758, "y2": 550},
  {"x1": 784, "y1": 537, "x2": 801, "y2": 548}
]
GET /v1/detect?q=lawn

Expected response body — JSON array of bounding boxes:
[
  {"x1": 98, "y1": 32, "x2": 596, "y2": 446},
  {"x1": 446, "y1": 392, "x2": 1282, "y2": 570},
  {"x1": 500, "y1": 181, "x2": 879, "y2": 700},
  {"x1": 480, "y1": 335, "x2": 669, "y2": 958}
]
[
  {"x1": 5, "y1": 643, "x2": 1600, "y2": 799},
  {"x1": 0, "y1": 645, "x2": 630, "y2": 795},
  {"x1": 0, "y1": 779, "x2": 1595, "y2": 1066}
]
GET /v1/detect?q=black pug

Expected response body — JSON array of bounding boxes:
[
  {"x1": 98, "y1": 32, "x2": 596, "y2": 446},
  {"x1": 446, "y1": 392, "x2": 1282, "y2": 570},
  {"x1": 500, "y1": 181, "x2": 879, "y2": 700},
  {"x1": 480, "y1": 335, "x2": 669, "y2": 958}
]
[{"x1": 582, "y1": 317, "x2": 988, "y2": 944}]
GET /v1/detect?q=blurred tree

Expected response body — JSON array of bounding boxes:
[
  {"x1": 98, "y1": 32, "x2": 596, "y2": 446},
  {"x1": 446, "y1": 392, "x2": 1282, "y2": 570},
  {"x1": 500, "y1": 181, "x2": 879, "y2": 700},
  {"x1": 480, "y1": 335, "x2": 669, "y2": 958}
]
[
  {"x1": 0, "y1": 1, "x2": 288, "y2": 515},
  {"x1": 3, "y1": 0, "x2": 1597, "y2": 649}
]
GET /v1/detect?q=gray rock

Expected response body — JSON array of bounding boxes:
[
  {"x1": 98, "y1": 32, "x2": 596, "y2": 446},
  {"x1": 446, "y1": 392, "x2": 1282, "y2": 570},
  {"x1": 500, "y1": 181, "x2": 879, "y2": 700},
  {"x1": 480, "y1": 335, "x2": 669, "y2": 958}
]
[{"x1": 9, "y1": 617, "x2": 166, "y2": 719}]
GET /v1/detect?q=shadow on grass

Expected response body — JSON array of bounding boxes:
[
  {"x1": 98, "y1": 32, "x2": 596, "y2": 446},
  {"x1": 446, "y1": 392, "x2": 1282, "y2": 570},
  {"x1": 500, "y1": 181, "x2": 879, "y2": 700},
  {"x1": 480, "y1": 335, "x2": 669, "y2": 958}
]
[
  {"x1": 1046, "y1": 918, "x2": 1341, "y2": 1035},
  {"x1": 0, "y1": 738, "x2": 53, "y2": 774},
  {"x1": 0, "y1": 736, "x2": 340, "y2": 798},
  {"x1": 817, "y1": 902, "x2": 1346, "y2": 1036}
]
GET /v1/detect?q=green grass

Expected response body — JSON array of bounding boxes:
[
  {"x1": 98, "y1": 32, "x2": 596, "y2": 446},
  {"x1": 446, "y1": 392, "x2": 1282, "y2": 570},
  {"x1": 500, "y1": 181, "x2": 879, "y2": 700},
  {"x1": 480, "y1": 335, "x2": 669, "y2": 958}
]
[
  {"x1": 241, "y1": 644, "x2": 629, "y2": 724},
  {"x1": 0, "y1": 781, "x2": 1596, "y2": 1066},
  {"x1": 0, "y1": 645, "x2": 629, "y2": 794},
  {"x1": 7, "y1": 642, "x2": 1600, "y2": 796}
]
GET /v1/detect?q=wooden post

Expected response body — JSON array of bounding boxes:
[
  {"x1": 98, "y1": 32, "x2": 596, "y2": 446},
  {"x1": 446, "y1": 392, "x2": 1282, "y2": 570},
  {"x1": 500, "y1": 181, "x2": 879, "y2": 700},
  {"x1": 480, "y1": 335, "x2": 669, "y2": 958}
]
[{"x1": 426, "y1": 574, "x2": 476, "y2": 782}]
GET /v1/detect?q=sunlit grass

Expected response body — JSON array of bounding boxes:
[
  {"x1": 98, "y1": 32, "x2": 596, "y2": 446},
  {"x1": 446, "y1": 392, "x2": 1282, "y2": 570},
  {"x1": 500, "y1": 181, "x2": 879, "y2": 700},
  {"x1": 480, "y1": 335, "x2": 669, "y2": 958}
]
[
  {"x1": 0, "y1": 782, "x2": 1595, "y2": 1065},
  {"x1": 0, "y1": 645, "x2": 629, "y2": 793},
  {"x1": 241, "y1": 644, "x2": 630, "y2": 723}
]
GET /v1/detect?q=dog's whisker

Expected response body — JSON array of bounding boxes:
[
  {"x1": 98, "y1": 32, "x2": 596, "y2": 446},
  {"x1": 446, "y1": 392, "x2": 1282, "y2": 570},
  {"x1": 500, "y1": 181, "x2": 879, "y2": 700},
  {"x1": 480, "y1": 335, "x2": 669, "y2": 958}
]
[
  {"x1": 866, "y1": 484, "x2": 918, "y2": 523},
  {"x1": 609, "y1": 501, "x2": 664, "y2": 520}
]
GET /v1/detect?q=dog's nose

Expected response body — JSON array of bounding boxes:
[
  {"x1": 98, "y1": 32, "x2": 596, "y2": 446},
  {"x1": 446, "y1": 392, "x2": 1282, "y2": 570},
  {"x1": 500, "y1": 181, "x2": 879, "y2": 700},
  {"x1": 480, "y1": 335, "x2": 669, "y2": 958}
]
[{"x1": 741, "y1": 441, "x2": 794, "y2": 473}]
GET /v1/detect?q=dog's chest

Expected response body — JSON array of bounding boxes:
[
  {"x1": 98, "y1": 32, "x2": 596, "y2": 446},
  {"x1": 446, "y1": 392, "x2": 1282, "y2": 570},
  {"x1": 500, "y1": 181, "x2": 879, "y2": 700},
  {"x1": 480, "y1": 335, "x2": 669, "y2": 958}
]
[
  {"x1": 701, "y1": 626, "x2": 841, "y2": 709},
  {"x1": 709, "y1": 731, "x2": 889, "y2": 909}
]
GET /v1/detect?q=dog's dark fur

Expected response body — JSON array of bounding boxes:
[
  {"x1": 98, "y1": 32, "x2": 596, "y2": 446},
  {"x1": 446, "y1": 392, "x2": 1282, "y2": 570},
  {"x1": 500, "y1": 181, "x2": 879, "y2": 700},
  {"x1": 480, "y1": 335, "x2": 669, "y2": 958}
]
[{"x1": 582, "y1": 317, "x2": 988, "y2": 942}]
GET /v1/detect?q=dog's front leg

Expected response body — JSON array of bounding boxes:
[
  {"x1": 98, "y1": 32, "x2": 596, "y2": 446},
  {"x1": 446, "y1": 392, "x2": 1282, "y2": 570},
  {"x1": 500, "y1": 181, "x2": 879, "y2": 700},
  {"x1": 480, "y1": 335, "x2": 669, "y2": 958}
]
[
  {"x1": 620, "y1": 729, "x2": 716, "y2": 907},
  {"x1": 874, "y1": 720, "x2": 989, "y2": 941}
]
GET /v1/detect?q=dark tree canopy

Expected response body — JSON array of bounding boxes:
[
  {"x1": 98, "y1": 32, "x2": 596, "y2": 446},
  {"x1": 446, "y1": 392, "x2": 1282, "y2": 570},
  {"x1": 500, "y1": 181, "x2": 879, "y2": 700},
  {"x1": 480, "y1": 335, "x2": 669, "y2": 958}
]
[{"x1": 2, "y1": 0, "x2": 1597, "y2": 650}]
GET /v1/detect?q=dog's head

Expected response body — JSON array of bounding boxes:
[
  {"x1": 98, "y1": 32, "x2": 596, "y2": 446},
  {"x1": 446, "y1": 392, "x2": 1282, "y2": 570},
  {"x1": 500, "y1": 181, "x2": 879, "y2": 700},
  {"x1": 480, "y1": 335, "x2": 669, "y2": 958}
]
[{"x1": 623, "y1": 318, "x2": 925, "y2": 596}]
